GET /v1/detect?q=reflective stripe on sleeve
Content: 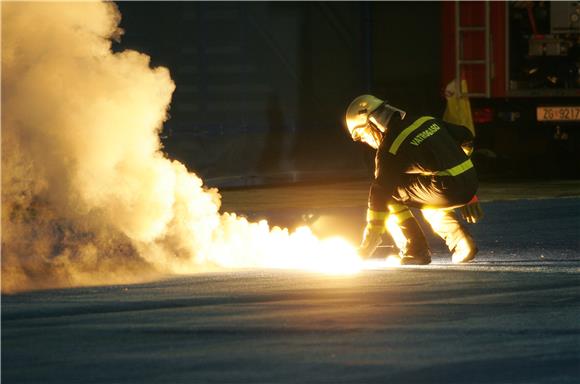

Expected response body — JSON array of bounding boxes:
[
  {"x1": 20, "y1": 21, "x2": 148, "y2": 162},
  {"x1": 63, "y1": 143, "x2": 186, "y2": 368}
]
[
  {"x1": 389, "y1": 116, "x2": 434, "y2": 155},
  {"x1": 436, "y1": 159, "x2": 474, "y2": 176}
]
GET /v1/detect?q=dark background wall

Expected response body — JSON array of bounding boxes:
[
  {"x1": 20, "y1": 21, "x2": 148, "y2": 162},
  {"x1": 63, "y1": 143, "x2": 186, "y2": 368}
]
[{"x1": 114, "y1": 1, "x2": 444, "y2": 186}]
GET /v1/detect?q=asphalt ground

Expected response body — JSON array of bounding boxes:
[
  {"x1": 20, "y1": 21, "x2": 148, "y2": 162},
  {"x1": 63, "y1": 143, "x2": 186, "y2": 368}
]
[
  {"x1": 2, "y1": 180, "x2": 580, "y2": 383},
  {"x1": 219, "y1": 179, "x2": 580, "y2": 211}
]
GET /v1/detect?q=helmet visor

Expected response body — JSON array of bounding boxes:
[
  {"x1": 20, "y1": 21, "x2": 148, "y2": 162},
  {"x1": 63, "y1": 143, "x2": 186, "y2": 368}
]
[{"x1": 368, "y1": 102, "x2": 406, "y2": 131}]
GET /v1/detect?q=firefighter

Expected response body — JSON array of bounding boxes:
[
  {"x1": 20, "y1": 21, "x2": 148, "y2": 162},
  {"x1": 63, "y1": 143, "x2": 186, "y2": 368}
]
[{"x1": 345, "y1": 94, "x2": 483, "y2": 264}]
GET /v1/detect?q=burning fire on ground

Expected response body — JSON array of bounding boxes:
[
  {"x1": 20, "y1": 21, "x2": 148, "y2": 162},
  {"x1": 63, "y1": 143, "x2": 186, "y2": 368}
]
[{"x1": 2, "y1": 2, "x2": 402, "y2": 294}]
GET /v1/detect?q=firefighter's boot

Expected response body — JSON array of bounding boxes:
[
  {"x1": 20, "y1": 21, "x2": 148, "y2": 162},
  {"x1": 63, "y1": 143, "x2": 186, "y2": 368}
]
[
  {"x1": 388, "y1": 204, "x2": 431, "y2": 265},
  {"x1": 451, "y1": 233, "x2": 477, "y2": 263},
  {"x1": 421, "y1": 208, "x2": 478, "y2": 263}
]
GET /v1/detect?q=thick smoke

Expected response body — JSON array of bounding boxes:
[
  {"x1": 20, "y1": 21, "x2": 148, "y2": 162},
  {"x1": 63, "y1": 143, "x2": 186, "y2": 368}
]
[
  {"x1": 1, "y1": 2, "x2": 357, "y2": 293},
  {"x1": 2, "y1": 1, "x2": 181, "y2": 292}
]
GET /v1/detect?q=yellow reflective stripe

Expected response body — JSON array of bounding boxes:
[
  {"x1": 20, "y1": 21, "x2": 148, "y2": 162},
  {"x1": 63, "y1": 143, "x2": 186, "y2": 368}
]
[
  {"x1": 392, "y1": 209, "x2": 413, "y2": 223},
  {"x1": 387, "y1": 203, "x2": 407, "y2": 213},
  {"x1": 436, "y1": 159, "x2": 474, "y2": 176},
  {"x1": 366, "y1": 209, "x2": 388, "y2": 221},
  {"x1": 386, "y1": 204, "x2": 413, "y2": 223},
  {"x1": 389, "y1": 116, "x2": 434, "y2": 155},
  {"x1": 368, "y1": 223, "x2": 386, "y2": 231}
]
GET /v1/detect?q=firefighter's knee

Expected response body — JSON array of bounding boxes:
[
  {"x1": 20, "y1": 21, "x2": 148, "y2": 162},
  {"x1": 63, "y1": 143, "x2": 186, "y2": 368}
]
[
  {"x1": 387, "y1": 203, "x2": 413, "y2": 223},
  {"x1": 421, "y1": 207, "x2": 460, "y2": 235}
]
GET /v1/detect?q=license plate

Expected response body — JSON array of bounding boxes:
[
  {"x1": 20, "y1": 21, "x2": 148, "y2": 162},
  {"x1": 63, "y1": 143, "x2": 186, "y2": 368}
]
[{"x1": 537, "y1": 106, "x2": 580, "y2": 121}]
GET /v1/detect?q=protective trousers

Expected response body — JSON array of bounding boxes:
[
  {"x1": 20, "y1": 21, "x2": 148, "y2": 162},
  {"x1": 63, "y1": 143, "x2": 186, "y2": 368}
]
[
  {"x1": 421, "y1": 208, "x2": 477, "y2": 263},
  {"x1": 393, "y1": 170, "x2": 478, "y2": 209},
  {"x1": 387, "y1": 204, "x2": 431, "y2": 264},
  {"x1": 387, "y1": 170, "x2": 478, "y2": 263}
]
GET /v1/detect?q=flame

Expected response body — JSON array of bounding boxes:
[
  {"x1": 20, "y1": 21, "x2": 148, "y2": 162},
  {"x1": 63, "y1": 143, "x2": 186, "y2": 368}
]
[
  {"x1": 206, "y1": 222, "x2": 363, "y2": 275},
  {"x1": 2, "y1": 2, "x2": 388, "y2": 293},
  {"x1": 267, "y1": 227, "x2": 362, "y2": 274}
]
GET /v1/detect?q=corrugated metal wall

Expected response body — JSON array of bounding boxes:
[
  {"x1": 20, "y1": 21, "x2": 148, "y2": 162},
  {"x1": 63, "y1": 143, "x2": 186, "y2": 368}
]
[{"x1": 115, "y1": 2, "x2": 443, "y2": 187}]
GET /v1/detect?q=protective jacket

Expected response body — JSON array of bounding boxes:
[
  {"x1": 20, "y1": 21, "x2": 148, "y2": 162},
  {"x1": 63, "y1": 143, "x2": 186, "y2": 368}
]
[{"x1": 369, "y1": 114, "x2": 478, "y2": 211}]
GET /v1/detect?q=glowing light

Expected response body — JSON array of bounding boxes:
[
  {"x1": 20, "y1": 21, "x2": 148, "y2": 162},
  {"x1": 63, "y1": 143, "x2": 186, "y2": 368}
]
[
  {"x1": 385, "y1": 255, "x2": 402, "y2": 266},
  {"x1": 207, "y1": 223, "x2": 363, "y2": 275},
  {"x1": 280, "y1": 227, "x2": 362, "y2": 274},
  {"x1": 362, "y1": 255, "x2": 401, "y2": 269}
]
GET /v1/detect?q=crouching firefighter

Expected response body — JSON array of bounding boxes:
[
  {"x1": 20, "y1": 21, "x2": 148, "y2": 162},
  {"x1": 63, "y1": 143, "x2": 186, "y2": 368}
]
[{"x1": 345, "y1": 94, "x2": 483, "y2": 264}]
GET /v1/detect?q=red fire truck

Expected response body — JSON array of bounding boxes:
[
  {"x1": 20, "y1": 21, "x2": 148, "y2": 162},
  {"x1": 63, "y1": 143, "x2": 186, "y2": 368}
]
[{"x1": 442, "y1": 1, "x2": 579, "y2": 178}]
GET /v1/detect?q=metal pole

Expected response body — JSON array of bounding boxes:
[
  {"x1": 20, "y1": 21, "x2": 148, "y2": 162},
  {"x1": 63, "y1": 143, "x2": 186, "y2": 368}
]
[
  {"x1": 505, "y1": 1, "x2": 510, "y2": 96},
  {"x1": 485, "y1": 1, "x2": 491, "y2": 97},
  {"x1": 455, "y1": 1, "x2": 461, "y2": 96}
]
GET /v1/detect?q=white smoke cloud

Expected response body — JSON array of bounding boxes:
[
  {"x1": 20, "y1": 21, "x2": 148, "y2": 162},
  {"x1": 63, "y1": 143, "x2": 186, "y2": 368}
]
[
  {"x1": 1, "y1": 2, "x2": 359, "y2": 293},
  {"x1": 2, "y1": 1, "x2": 184, "y2": 291}
]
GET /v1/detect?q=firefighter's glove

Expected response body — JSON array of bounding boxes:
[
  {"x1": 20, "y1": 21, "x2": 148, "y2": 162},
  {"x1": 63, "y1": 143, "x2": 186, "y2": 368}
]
[
  {"x1": 460, "y1": 195, "x2": 483, "y2": 224},
  {"x1": 358, "y1": 209, "x2": 387, "y2": 258}
]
